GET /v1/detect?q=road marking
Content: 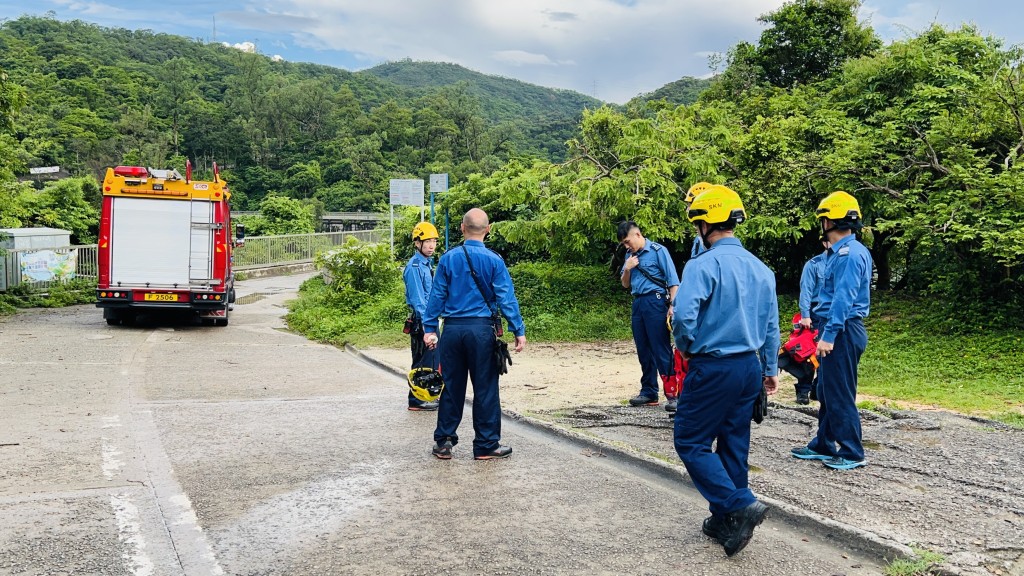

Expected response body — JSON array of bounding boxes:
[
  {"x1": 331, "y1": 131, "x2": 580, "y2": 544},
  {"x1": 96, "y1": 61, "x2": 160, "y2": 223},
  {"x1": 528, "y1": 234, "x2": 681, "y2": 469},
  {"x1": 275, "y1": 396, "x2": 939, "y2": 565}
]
[
  {"x1": 111, "y1": 492, "x2": 156, "y2": 576},
  {"x1": 133, "y1": 409, "x2": 225, "y2": 575}
]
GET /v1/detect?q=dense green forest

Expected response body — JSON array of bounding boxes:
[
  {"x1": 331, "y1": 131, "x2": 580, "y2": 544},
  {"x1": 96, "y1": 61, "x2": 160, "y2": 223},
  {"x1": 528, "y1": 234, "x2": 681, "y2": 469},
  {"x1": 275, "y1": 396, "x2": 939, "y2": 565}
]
[
  {"x1": 0, "y1": 14, "x2": 605, "y2": 231},
  {"x1": 437, "y1": 0, "x2": 1024, "y2": 323},
  {"x1": 2, "y1": 0, "x2": 1023, "y2": 325}
]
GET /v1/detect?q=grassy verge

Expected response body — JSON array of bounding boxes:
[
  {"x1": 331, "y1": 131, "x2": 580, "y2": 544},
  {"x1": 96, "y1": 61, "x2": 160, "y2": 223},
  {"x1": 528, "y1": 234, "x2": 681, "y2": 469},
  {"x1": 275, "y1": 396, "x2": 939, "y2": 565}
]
[
  {"x1": 857, "y1": 293, "x2": 1024, "y2": 427},
  {"x1": 0, "y1": 278, "x2": 97, "y2": 315},
  {"x1": 286, "y1": 261, "x2": 1022, "y2": 427}
]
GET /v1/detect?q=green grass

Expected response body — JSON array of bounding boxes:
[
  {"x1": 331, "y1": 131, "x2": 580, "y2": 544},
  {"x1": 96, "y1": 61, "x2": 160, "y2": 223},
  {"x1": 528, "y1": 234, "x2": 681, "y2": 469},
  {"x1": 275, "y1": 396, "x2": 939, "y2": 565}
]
[
  {"x1": 285, "y1": 262, "x2": 1023, "y2": 427},
  {"x1": 884, "y1": 549, "x2": 944, "y2": 576},
  {"x1": 858, "y1": 292, "x2": 1024, "y2": 425},
  {"x1": 0, "y1": 278, "x2": 97, "y2": 314}
]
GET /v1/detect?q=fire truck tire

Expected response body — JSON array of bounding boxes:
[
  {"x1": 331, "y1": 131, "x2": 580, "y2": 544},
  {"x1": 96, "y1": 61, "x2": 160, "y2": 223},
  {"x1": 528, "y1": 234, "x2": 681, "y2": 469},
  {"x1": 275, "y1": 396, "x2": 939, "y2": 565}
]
[{"x1": 106, "y1": 318, "x2": 121, "y2": 326}]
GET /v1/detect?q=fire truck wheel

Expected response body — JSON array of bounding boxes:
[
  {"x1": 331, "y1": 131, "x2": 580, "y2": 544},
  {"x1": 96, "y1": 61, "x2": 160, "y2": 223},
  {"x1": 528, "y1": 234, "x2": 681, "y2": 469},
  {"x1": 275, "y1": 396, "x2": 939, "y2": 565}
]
[{"x1": 106, "y1": 318, "x2": 121, "y2": 326}]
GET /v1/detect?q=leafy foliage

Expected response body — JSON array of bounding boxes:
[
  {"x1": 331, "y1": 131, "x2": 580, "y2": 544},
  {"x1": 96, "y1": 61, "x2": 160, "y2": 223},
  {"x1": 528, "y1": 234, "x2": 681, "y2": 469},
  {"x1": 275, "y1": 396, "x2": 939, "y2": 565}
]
[
  {"x1": 0, "y1": 177, "x2": 100, "y2": 243},
  {"x1": 0, "y1": 16, "x2": 602, "y2": 212}
]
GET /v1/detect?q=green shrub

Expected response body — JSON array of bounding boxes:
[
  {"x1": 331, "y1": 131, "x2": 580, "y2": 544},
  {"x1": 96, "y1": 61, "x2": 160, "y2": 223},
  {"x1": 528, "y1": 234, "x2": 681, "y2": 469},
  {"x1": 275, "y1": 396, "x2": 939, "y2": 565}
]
[{"x1": 315, "y1": 236, "x2": 400, "y2": 297}]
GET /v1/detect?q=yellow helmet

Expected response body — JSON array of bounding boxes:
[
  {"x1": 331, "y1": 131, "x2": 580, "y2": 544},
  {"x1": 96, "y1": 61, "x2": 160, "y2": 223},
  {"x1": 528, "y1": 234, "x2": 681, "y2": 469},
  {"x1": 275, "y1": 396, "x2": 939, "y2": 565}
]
[
  {"x1": 684, "y1": 181, "x2": 714, "y2": 203},
  {"x1": 687, "y1": 185, "x2": 747, "y2": 225},
  {"x1": 408, "y1": 367, "x2": 444, "y2": 402},
  {"x1": 412, "y1": 221, "x2": 439, "y2": 241},
  {"x1": 816, "y1": 191, "x2": 861, "y2": 222}
]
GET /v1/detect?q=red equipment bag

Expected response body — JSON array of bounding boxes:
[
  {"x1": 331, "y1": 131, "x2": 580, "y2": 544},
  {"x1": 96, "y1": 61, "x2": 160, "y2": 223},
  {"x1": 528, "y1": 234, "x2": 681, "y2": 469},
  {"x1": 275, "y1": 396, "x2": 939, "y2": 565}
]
[
  {"x1": 783, "y1": 313, "x2": 818, "y2": 364},
  {"x1": 662, "y1": 348, "x2": 688, "y2": 398}
]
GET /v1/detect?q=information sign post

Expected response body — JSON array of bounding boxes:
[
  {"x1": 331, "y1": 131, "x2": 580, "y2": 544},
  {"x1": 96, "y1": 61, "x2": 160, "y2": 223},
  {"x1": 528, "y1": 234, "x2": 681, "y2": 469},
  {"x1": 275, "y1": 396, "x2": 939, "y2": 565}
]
[{"x1": 388, "y1": 179, "x2": 425, "y2": 253}]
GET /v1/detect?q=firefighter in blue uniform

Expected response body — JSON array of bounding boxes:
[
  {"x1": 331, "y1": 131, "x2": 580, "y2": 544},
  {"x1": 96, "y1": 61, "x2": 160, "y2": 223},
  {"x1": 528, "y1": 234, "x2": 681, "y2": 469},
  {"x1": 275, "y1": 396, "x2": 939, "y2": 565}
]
[
  {"x1": 792, "y1": 239, "x2": 829, "y2": 404},
  {"x1": 672, "y1": 185, "x2": 779, "y2": 557},
  {"x1": 422, "y1": 208, "x2": 526, "y2": 460},
  {"x1": 403, "y1": 221, "x2": 440, "y2": 411},
  {"x1": 791, "y1": 191, "x2": 872, "y2": 470},
  {"x1": 618, "y1": 221, "x2": 679, "y2": 409}
]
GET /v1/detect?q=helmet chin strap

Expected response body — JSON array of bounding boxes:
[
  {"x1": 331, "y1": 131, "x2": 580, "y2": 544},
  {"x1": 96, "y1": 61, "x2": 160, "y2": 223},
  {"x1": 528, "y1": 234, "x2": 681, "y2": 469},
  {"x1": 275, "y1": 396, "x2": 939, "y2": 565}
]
[
  {"x1": 699, "y1": 225, "x2": 713, "y2": 250},
  {"x1": 699, "y1": 222, "x2": 728, "y2": 249},
  {"x1": 820, "y1": 219, "x2": 837, "y2": 243}
]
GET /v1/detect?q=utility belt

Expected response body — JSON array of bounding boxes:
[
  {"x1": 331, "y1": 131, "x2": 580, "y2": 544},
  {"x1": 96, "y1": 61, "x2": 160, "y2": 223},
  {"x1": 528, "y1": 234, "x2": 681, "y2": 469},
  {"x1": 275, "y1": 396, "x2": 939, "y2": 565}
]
[
  {"x1": 634, "y1": 291, "x2": 667, "y2": 300},
  {"x1": 442, "y1": 317, "x2": 493, "y2": 326},
  {"x1": 403, "y1": 313, "x2": 424, "y2": 336},
  {"x1": 687, "y1": 350, "x2": 757, "y2": 361}
]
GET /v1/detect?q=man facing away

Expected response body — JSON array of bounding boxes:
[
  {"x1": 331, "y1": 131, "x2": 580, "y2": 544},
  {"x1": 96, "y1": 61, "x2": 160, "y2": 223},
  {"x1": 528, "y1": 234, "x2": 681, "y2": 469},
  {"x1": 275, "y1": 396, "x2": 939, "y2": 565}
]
[
  {"x1": 791, "y1": 191, "x2": 872, "y2": 471},
  {"x1": 672, "y1": 185, "x2": 780, "y2": 557},
  {"x1": 403, "y1": 221, "x2": 440, "y2": 411},
  {"x1": 618, "y1": 221, "x2": 679, "y2": 410},
  {"x1": 422, "y1": 208, "x2": 526, "y2": 460}
]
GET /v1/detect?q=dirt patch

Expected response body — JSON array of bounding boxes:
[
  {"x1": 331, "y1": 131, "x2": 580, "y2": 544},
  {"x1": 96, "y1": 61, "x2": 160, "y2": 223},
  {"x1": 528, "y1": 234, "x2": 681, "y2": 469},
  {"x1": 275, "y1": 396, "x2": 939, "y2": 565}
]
[{"x1": 363, "y1": 341, "x2": 1024, "y2": 576}]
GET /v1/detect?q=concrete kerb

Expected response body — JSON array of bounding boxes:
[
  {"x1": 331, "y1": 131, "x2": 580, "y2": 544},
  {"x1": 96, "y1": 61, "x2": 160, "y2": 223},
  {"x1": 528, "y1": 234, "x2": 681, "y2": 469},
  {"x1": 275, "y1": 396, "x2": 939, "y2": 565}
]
[{"x1": 344, "y1": 343, "x2": 916, "y2": 565}]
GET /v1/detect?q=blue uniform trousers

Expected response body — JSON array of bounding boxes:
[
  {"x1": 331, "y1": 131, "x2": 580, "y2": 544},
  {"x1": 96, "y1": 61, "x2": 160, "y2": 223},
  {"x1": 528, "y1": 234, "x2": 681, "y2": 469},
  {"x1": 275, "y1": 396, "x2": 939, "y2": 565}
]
[
  {"x1": 631, "y1": 293, "x2": 673, "y2": 399},
  {"x1": 807, "y1": 318, "x2": 867, "y2": 461},
  {"x1": 409, "y1": 334, "x2": 439, "y2": 407},
  {"x1": 673, "y1": 353, "x2": 761, "y2": 515},
  {"x1": 433, "y1": 318, "x2": 502, "y2": 457}
]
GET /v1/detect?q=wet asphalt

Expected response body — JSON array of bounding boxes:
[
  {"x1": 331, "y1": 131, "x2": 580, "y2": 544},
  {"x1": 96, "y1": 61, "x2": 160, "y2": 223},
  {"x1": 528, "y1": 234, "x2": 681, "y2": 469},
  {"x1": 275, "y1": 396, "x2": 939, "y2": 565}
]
[{"x1": 0, "y1": 273, "x2": 886, "y2": 575}]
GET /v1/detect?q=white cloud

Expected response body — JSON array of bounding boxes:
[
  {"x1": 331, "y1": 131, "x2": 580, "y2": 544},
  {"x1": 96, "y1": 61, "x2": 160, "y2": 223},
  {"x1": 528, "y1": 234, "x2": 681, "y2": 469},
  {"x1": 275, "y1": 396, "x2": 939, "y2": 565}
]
[
  {"x1": 223, "y1": 41, "x2": 256, "y2": 53},
  {"x1": 215, "y1": 0, "x2": 790, "y2": 103}
]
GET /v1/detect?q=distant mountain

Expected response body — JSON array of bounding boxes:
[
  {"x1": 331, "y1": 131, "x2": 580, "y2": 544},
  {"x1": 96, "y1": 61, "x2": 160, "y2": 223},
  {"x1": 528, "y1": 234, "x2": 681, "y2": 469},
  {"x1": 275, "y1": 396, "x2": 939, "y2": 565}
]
[
  {"x1": 362, "y1": 60, "x2": 604, "y2": 159},
  {"x1": 628, "y1": 76, "x2": 712, "y2": 107},
  {"x1": 363, "y1": 60, "x2": 604, "y2": 123}
]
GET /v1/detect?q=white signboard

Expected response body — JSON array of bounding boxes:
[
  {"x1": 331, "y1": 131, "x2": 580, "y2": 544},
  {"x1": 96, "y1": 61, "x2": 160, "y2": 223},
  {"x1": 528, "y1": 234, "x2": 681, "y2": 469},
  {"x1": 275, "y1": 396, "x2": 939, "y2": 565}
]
[
  {"x1": 29, "y1": 166, "x2": 60, "y2": 175},
  {"x1": 429, "y1": 173, "x2": 449, "y2": 193},
  {"x1": 389, "y1": 179, "x2": 424, "y2": 206},
  {"x1": 19, "y1": 250, "x2": 77, "y2": 282}
]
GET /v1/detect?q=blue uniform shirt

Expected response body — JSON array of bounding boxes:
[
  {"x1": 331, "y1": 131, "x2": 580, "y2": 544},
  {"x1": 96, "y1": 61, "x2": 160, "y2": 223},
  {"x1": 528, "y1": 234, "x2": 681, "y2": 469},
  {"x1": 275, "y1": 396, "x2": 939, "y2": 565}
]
[
  {"x1": 672, "y1": 237, "x2": 780, "y2": 377},
  {"x1": 403, "y1": 251, "x2": 432, "y2": 318},
  {"x1": 690, "y1": 236, "x2": 707, "y2": 259},
  {"x1": 813, "y1": 234, "x2": 872, "y2": 344},
  {"x1": 423, "y1": 240, "x2": 526, "y2": 337},
  {"x1": 799, "y1": 251, "x2": 827, "y2": 319},
  {"x1": 621, "y1": 239, "x2": 679, "y2": 296}
]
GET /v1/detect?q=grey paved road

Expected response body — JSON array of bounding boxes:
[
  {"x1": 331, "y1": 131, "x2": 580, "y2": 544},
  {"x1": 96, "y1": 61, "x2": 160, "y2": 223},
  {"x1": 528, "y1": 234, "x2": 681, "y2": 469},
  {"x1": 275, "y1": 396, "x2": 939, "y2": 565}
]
[{"x1": 0, "y1": 274, "x2": 884, "y2": 575}]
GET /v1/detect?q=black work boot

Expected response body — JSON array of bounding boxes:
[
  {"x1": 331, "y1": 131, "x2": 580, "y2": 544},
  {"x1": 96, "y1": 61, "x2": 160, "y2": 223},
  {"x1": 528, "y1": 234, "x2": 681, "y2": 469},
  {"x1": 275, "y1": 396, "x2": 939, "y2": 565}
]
[{"x1": 721, "y1": 501, "x2": 769, "y2": 557}]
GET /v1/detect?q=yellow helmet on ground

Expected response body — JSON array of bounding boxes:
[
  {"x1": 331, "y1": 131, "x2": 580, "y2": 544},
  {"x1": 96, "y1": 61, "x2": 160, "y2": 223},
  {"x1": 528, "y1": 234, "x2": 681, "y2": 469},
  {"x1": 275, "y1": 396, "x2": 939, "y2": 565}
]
[
  {"x1": 816, "y1": 191, "x2": 861, "y2": 221},
  {"x1": 687, "y1": 185, "x2": 747, "y2": 225},
  {"x1": 412, "y1": 221, "x2": 439, "y2": 241},
  {"x1": 684, "y1": 181, "x2": 714, "y2": 203},
  {"x1": 408, "y1": 367, "x2": 444, "y2": 402}
]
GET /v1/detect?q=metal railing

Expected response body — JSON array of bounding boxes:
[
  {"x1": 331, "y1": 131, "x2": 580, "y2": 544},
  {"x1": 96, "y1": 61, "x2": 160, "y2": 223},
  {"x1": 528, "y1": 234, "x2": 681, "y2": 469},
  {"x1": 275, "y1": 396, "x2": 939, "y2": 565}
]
[
  {"x1": 1, "y1": 245, "x2": 98, "y2": 292},
  {"x1": 1, "y1": 230, "x2": 384, "y2": 293},
  {"x1": 232, "y1": 230, "x2": 383, "y2": 270}
]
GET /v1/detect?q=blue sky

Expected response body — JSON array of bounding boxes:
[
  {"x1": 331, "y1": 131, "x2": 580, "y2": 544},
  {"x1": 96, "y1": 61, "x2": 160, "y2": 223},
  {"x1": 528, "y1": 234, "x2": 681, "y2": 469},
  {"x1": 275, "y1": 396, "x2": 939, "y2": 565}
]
[{"x1": 1, "y1": 1, "x2": 1022, "y2": 104}]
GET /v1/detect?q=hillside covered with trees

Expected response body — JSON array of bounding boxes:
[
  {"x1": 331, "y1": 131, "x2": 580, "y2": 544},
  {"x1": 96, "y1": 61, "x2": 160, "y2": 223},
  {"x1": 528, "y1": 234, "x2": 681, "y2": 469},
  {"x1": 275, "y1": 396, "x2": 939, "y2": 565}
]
[
  {"x1": 437, "y1": 0, "x2": 1024, "y2": 324},
  {"x1": 3, "y1": 1, "x2": 1023, "y2": 327},
  {"x1": 0, "y1": 14, "x2": 606, "y2": 232}
]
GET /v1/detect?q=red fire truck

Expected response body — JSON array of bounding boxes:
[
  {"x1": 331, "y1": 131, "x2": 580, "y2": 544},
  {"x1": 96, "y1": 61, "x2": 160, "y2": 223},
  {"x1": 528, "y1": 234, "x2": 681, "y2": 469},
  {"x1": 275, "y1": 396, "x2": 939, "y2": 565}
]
[{"x1": 95, "y1": 163, "x2": 239, "y2": 326}]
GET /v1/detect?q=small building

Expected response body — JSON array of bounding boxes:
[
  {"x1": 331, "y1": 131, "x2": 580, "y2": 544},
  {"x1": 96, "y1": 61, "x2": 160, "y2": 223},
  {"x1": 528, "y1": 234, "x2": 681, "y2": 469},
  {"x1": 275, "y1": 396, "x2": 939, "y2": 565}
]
[
  {"x1": 0, "y1": 227, "x2": 72, "y2": 251},
  {"x1": 1, "y1": 227, "x2": 74, "y2": 291}
]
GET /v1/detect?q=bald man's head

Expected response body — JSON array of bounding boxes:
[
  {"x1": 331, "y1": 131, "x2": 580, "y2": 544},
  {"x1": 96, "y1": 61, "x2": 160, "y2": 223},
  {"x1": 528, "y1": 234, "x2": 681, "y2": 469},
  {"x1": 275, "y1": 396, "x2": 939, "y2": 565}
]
[{"x1": 462, "y1": 208, "x2": 490, "y2": 238}]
